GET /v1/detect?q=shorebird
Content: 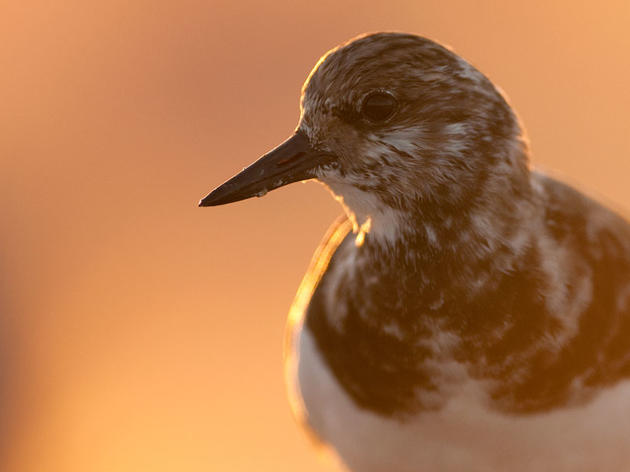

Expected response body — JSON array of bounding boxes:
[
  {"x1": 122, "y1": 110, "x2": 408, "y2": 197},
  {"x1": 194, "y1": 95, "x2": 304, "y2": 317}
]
[{"x1": 199, "y1": 33, "x2": 630, "y2": 471}]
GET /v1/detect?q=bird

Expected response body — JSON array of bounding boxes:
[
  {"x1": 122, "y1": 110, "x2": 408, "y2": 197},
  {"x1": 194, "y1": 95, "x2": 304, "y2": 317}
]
[{"x1": 199, "y1": 32, "x2": 630, "y2": 472}]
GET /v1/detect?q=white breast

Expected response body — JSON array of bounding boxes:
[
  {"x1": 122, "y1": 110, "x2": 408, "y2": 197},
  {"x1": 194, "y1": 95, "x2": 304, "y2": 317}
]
[{"x1": 289, "y1": 326, "x2": 630, "y2": 472}]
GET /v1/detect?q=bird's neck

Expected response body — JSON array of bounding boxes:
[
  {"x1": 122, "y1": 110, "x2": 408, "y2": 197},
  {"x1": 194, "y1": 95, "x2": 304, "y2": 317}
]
[{"x1": 325, "y1": 173, "x2": 538, "y2": 276}]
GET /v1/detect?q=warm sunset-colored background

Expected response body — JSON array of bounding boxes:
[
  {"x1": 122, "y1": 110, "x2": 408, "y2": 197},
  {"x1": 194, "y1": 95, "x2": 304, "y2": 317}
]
[{"x1": 2, "y1": 1, "x2": 629, "y2": 471}]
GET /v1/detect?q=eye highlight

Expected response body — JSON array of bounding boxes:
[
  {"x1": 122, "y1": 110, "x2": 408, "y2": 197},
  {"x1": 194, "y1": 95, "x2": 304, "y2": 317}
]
[{"x1": 361, "y1": 91, "x2": 397, "y2": 123}]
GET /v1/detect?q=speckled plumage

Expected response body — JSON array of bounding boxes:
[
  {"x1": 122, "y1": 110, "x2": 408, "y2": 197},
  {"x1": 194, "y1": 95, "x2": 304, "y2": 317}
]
[{"x1": 202, "y1": 32, "x2": 630, "y2": 471}]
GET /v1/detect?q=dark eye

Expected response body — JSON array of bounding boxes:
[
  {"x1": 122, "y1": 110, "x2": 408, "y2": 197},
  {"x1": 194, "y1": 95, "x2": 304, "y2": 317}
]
[{"x1": 361, "y1": 91, "x2": 397, "y2": 122}]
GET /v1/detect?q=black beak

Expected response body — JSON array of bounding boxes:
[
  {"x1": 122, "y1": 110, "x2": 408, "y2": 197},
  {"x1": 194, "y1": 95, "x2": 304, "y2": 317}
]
[{"x1": 199, "y1": 131, "x2": 334, "y2": 207}]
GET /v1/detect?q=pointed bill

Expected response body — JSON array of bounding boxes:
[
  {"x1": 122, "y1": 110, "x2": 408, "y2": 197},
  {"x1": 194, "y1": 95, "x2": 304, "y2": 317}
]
[{"x1": 199, "y1": 131, "x2": 334, "y2": 207}]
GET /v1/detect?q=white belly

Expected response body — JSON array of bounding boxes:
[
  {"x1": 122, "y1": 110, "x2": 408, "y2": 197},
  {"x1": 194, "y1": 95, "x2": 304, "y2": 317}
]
[{"x1": 289, "y1": 327, "x2": 630, "y2": 472}]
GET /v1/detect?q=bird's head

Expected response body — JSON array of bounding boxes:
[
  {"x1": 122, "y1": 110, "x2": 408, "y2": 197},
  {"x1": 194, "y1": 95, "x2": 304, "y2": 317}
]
[{"x1": 200, "y1": 33, "x2": 531, "y2": 244}]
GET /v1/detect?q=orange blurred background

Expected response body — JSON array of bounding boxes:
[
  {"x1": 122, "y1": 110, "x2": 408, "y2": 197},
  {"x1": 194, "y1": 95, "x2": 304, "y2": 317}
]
[{"x1": 2, "y1": 1, "x2": 629, "y2": 471}]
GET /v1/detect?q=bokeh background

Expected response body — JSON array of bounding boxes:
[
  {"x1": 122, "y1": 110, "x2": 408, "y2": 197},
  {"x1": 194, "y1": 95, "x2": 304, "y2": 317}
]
[{"x1": 2, "y1": 1, "x2": 629, "y2": 471}]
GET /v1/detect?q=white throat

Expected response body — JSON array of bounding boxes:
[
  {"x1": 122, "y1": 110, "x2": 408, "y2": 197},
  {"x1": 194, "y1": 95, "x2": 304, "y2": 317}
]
[{"x1": 319, "y1": 180, "x2": 410, "y2": 247}]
